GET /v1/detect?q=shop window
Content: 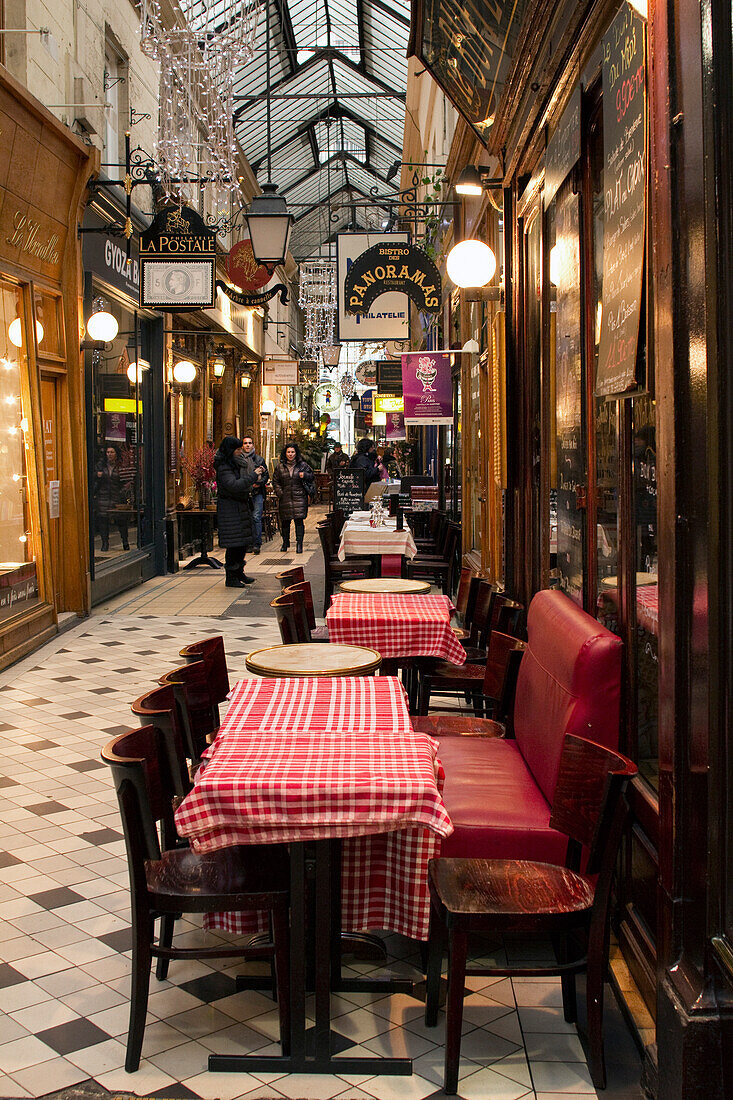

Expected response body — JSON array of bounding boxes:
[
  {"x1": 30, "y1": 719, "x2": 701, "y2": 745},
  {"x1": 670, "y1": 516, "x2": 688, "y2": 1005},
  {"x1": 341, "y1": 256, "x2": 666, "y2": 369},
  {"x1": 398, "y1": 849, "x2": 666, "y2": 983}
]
[
  {"x1": 33, "y1": 289, "x2": 64, "y2": 361},
  {"x1": 633, "y1": 393, "x2": 658, "y2": 789},
  {"x1": 0, "y1": 281, "x2": 41, "y2": 623}
]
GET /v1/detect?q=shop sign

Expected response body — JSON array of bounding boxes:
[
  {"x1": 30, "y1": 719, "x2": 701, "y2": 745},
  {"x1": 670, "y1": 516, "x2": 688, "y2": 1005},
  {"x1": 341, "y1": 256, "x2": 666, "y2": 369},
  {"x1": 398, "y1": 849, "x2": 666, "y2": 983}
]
[
  {"x1": 360, "y1": 389, "x2": 374, "y2": 413},
  {"x1": 410, "y1": 0, "x2": 529, "y2": 146},
  {"x1": 355, "y1": 359, "x2": 378, "y2": 386},
  {"x1": 104, "y1": 397, "x2": 142, "y2": 414},
  {"x1": 264, "y1": 359, "x2": 299, "y2": 385},
  {"x1": 544, "y1": 86, "x2": 581, "y2": 210},
  {"x1": 386, "y1": 411, "x2": 406, "y2": 441},
  {"x1": 225, "y1": 239, "x2": 271, "y2": 292},
  {"x1": 402, "y1": 352, "x2": 453, "y2": 425},
  {"x1": 299, "y1": 359, "x2": 318, "y2": 384},
  {"x1": 596, "y1": 3, "x2": 646, "y2": 396},
  {"x1": 82, "y1": 212, "x2": 140, "y2": 299},
  {"x1": 374, "y1": 393, "x2": 404, "y2": 413},
  {"x1": 140, "y1": 206, "x2": 216, "y2": 309},
  {"x1": 337, "y1": 233, "x2": 410, "y2": 342},
  {"x1": 345, "y1": 243, "x2": 441, "y2": 316},
  {"x1": 313, "y1": 383, "x2": 342, "y2": 413},
  {"x1": 377, "y1": 359, "x2": 403, "y2": 394}
]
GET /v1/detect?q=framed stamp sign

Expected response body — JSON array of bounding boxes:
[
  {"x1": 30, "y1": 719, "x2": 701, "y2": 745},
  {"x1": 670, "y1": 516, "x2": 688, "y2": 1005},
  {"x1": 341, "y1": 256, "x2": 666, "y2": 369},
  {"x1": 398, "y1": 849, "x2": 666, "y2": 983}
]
[{"x1": 140, "y1": 205, "x2": 216, "y2": 309}]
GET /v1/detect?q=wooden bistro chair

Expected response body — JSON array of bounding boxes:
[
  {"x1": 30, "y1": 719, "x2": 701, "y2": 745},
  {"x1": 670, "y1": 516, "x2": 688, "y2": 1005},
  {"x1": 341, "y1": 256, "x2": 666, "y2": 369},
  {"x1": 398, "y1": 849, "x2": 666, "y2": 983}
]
[
  {"x1": 406, "y1": 522, "x2": 460, "y2": 595},
  {"x1": 450, "y1": 568, "x2": 480, "y2": 641},
  {"x1": 271, "y1": 593, "x2": 309, "y2": 644},
  {"x1": 158, "y1": 661, "x2": 218, "y2": 767},
  {"x1": 130, "y1": 684, "x2": 191, "y2": 802},
  {"x1": 462, "y1": 592, "x2": 524, "y2": 663},
  {"x1": 417, "y1": 631, "x2": 526, "y2": 720},
  {"x1": 179, "y1": 636, "x2": 230, "y2": 724},
  {"x1": 277, "y1": 565, "x2": 305, "y2": 591},
  {"x1": 282, "y1": 580, "x2": 329, "y2": 641},
  {"x1": 424, "y1": 734, "x2": 637, "y2": 1094},
  {"x1": 317, "y1": 521, "x2": 373, "y2": 616},
  {"x1": 102, "y1": 725, "x2": 291, "y2": 1073}
]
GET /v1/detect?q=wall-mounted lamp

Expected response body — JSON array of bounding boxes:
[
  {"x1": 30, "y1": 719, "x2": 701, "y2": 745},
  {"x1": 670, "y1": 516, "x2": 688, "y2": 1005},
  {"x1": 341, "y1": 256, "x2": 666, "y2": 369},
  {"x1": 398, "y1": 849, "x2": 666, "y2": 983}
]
[
  {"x1": 261, "y1": 398, "x2": 276, "y2": 415},
  {"x1": 321, "y1": 344, "x2": 341, "y2": 368},
  {"x1": 446, "y1": 240, "x2": 497, "y2": 288},
  {"x1": 9, "y1": 317, "x2": 44, "y2": 348},
  {"x1": 287, "y1": 409, "x2": 301, "y2": 422},
  {"x1": 81, "y1": 309, "x2": 118, "y2": 350},
  {"x1": 454, "y1": 165, "x2": 503, "y2": 196},
  {"x1": 172, "y1": 360, "x2": 197, "y2": 385},
  {"x1": 350, "y1": 395, "x2": 361, "y2": 412},
  {"x1": 275, "y1": 407, "x2": 288, "y2": 422},
  {"x1": 127, "y1": 359, "x2": 150, "y2": 384},
  {"x1": 211, "y1": 356, "x2": 226, "y2": 379}
]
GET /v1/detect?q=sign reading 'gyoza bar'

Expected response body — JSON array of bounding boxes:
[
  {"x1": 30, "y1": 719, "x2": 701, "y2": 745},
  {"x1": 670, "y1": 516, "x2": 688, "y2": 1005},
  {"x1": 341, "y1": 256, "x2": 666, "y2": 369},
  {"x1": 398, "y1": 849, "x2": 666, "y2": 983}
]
[
  {"x1": 345, "y1": 243, "x2": 441, "y2": 314},
  {"x1": 140, "y1": 205, "x2": 216, "y2": 309}
]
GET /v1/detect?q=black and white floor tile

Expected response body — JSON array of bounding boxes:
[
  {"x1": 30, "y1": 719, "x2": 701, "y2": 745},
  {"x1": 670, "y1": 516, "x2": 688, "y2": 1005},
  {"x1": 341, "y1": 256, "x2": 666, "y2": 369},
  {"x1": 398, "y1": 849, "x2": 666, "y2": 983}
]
[{"x1": 0, "y1": 612, "x2": 610, "y2": 1099}]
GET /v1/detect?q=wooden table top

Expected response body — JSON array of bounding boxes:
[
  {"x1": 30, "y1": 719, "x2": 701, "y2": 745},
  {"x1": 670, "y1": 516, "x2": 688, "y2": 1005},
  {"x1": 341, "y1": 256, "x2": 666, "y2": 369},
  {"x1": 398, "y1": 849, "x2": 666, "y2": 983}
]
[
  {"x1": 245, "y1": 642, "x2": 383, "y2": 677},
  {"x1": 339, "y1": 577, "x2": 432, "y2": 595}
]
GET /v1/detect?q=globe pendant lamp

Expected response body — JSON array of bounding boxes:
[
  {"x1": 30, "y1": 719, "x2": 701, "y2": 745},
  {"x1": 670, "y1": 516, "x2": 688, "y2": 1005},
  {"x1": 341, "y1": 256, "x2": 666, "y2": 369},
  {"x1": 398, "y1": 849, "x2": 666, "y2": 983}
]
[
  {"x1": 446, "y1": 239, "x2": 497, "y2": 288},
  {"x1": 244, "y1": 0, "x2": 293, "y2": 273}
]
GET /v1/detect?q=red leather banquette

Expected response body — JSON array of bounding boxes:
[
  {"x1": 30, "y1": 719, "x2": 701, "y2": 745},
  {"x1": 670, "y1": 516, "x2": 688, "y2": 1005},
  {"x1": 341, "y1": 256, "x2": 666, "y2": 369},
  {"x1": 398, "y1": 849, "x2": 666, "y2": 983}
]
[{"x1": 437, "y1": 589, "x2": 623, "y2": 863}]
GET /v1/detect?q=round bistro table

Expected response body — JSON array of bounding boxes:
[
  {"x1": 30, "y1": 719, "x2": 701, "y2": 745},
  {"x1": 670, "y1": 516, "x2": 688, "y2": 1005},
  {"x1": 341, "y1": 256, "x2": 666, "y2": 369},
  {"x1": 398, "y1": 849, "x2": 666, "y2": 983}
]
[
  {"x1": 338, "y1": 577, "x2": 432, "y2": 595},
  {"x1": 245, "y1": 642, "x2": 382, "y2": 677}
]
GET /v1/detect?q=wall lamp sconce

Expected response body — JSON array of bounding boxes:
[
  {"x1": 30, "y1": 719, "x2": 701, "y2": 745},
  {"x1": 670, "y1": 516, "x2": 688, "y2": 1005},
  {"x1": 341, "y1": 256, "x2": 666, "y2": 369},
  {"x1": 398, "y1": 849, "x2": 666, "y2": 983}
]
[
  {"x1": 211, "y1": 356, "x2": 226, "y2": 379},
  {"x1": 454, "y1": 165, "x2": 503, "y2": 196},
  {"x1": 240, "y1": 370, "x2": 252, "y2": 389},
  {"x1": 446, "y1": 239, "x2": 497, "y2": 288},
  {"x1": 80, "y1": 308, "x2": 118, "y2": 350},
  {"x1": 261, "y1": 398, "x2": 276, "y2": 414}
]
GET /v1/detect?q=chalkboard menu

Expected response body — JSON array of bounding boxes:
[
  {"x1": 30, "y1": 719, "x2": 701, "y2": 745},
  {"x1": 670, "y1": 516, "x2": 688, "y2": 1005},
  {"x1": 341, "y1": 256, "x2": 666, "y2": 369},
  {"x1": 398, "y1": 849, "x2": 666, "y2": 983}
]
[
  {"x1": 377, "y1": 360, "x2": 403, "y2": 394},
  {"x1": 544, "y1": 87, "x2": 581, "y2": 210},
  {"x1": 555, "y1": 192, "x2": 585, "y2": 606},
  {"x1": 597, "y1": 4, "x2": 647, "y2": 396},
  {"x1": 334, "y1": 469, "x2": 364, "y2": 517}
]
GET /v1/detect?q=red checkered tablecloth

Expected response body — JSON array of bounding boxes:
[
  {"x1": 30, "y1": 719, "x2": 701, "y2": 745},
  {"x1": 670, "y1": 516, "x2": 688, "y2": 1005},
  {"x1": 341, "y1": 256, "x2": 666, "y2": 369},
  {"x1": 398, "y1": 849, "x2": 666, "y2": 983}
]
[
  {"x1": 338, "y1": 519, "x2": 417, "y2": 561},
  {"x1": 326, "y1": 593, "x2": 467, "y2": 664},
  {"x1": 174, "y1": 675, "x2": 453, "y2": 940}
]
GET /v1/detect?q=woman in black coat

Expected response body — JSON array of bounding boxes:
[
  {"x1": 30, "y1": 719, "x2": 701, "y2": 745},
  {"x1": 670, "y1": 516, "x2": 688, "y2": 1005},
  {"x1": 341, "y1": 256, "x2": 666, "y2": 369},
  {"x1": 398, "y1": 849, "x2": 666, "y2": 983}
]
[
  {"x1": 214, "y1": 436, "x2": 256, "y2": 587},
  {"x1": 272, "y1": 441, "x2": 315, "y2": 553},
  {"x1": 349, "y1": 437, "x2": 381, "y2": 486},
  {"x1": 94, "y1": 444, "x2": 130, "y2": 552}
]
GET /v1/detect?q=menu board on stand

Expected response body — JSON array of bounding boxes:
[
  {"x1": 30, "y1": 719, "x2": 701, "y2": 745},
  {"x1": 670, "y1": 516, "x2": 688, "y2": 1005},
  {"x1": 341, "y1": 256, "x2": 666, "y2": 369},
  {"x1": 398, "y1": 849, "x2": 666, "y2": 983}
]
[
  {"x1": 334, "y1": 469, "x2": 365, "y2": 518},
  {"x1": 596, "y1": 4, "x2": 647, "y2": 396}
]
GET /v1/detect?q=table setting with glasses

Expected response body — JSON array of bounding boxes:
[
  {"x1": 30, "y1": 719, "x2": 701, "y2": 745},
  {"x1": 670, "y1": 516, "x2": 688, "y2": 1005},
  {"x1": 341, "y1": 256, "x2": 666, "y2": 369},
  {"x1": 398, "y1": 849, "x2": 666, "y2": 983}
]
[
  {"x1": 337, "y1": 502, "x2": 418, "y2": 563},
  {"x1": 174, "y1": 673, "x2": 453, "y2": 1077}
]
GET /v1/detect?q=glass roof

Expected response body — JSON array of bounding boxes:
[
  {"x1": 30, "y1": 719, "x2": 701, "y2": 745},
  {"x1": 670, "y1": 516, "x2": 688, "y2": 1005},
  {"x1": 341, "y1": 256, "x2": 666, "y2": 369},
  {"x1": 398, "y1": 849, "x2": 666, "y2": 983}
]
[{"x1": 181, "y1": 0, "x2": 410, "y2": 258}]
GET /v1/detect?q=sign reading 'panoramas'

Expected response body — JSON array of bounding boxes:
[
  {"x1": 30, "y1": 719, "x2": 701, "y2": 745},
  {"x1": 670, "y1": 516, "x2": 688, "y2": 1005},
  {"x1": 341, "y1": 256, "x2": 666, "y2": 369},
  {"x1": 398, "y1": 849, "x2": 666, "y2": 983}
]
[{"x1": 345, "y1": 244, "x2": 441, "y2": 315}]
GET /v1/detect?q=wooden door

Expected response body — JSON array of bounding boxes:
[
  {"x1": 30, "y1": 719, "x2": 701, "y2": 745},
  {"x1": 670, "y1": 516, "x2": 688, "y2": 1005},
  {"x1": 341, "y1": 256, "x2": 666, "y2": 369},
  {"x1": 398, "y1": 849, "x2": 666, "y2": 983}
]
[{"x1": 40, "y1": 376, "x2": 60, "y2": 611}]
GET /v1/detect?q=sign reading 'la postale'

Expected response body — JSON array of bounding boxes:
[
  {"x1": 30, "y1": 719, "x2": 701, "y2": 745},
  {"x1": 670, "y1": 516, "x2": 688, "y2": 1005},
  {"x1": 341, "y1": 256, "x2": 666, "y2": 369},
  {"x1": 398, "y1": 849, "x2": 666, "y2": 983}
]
[
  {"x1": 344, "y1": 243, "x2": 442, "y2": 314},
  {"x1": 140, "y1": 206, "x2": 216, "y2": 309}
]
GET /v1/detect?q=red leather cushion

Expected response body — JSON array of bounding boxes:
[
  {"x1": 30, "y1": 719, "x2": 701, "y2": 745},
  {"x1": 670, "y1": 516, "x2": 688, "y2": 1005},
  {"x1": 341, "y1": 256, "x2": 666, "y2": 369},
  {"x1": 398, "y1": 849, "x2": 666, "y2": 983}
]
[
  {"x1": 513, "y1": 591, "x2": 622, "y2": 805},
  {"x1": 437, "y1": 736, "x2": 567, "y2": 864}
]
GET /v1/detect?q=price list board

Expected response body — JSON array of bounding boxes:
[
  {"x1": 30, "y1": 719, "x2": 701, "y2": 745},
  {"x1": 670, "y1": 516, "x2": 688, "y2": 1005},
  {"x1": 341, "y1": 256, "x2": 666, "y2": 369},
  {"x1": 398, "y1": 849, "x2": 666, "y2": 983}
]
[
  {"x1": 597, "y1": 4, "x2": 646, "y2": 396},
  {"x1": 334, "y1": 470, "x2": 364, "y2": 518}
]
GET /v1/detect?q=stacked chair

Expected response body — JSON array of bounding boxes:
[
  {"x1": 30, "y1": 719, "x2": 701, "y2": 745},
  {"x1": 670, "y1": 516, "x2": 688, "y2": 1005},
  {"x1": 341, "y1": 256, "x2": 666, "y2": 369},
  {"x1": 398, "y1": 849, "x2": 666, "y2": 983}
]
[
  {"x1": 179, "y1": 635, "x2": 230, "y2": 725},
  {"x1": 158, "y1": 661, "x2": 219, "y2": 768},
  {"x1": 282, "y1": 579, "x2": 329, "y2": 640},
  {"x1": 317, "y1": 520, "x2": 373, "y2": 616},
  {"x1": 406, "y1": 520, "x2": 460, "y2": 595}
]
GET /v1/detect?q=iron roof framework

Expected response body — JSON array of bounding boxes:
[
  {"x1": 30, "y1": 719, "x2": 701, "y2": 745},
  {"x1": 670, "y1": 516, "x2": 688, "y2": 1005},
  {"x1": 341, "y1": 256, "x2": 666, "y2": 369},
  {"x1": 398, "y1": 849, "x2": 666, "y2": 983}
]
[{"x1": 181, "y1": 0, "x2": 411, "y2": 259}]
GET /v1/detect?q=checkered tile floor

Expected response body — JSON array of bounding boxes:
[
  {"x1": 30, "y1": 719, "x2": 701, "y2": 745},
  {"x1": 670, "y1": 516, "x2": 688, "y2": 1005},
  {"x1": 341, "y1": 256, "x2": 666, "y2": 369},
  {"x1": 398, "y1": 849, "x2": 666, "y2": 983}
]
[{"x1": 0, "y1": 553, "x2": 642, "y2": 1098}]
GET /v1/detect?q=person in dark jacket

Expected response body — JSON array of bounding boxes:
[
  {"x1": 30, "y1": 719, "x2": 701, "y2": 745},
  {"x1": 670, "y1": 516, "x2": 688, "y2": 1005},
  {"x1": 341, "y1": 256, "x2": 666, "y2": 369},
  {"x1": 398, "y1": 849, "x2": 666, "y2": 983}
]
[
  {"x1": 94, "y1": 444, "x2": 130, "y2": 552},
  {"x1": 240, "y1": 434, "x2": 269, "y2": 554},
  {"x1": 326, "y1": 442, "x2": 349, "y2": 475},
  {"x1": 272, "y1": 441, "x2": 315, "y2": 553},
  {"x1": 214, "y1": 436, "x2": 256, "y2": 587},
  {"x1": 349, "y1": 437, "x2": 381, "y2": 486}
]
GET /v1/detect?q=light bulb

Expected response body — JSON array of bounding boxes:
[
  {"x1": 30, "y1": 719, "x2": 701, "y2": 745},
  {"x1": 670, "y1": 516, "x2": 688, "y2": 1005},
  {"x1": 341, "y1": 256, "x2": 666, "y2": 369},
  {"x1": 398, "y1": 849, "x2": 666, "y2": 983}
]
[
  {"x1": 12, "y1": 473, "x2": 20, "y2": 482},
  {"x1": 261, "y1": 399, "x2": 276, "y2": 414},
  {"x1": 172, "y1": 360, "x2": 197, "y2": 385},
  {"x1": 86, "y1": 310, "x2": 119, "y2": 343},
  {"x1": 288, "y1": 409, "x2": 301, "y2": 422},
  {"x1": 446, "y1": 240, "x2": 497, "y2": 288},
  {"x1": 8, "y1": 318, "x2": 44, "y2": 347},
  {"x1": 19, "y1": 418, "x2": 28, "y2": 433},
  {"x1": 127, "y1": 361, "x2": 149, "y2": 384},
  {"x1": 18, "y1": 534, "x2": 27, "y2": 543}
]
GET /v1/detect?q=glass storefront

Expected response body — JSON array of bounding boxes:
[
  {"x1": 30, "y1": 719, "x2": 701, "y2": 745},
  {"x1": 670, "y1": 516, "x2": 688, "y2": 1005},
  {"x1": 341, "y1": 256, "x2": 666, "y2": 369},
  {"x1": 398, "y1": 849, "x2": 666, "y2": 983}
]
[{"x1": 0, "y1": 279, "x2": 41, "y2": 623}]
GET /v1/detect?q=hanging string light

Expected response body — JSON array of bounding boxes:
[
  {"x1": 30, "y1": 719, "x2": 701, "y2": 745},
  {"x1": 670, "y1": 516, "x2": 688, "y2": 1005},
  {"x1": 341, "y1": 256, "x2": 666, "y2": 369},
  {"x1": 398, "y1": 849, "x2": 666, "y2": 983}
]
[{"x1": 299, "y1": 260, "x2": 337, "y2": 363}]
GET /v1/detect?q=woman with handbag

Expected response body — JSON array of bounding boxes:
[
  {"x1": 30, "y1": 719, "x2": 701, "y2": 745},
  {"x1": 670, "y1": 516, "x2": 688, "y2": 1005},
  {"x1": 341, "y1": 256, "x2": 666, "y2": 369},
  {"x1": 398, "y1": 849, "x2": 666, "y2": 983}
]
[{"x1": 272, "y1": 441, "x2": 315, "y2": 554}]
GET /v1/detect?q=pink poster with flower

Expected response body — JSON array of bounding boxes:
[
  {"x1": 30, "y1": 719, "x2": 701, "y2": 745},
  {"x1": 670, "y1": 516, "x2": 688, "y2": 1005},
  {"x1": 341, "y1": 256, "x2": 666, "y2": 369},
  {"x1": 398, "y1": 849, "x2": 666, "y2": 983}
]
[
  {"x1": 401, "y1": 352, "x2": 453, "y2": 425},
  {"x1": 385, "y1": 411, "x2": 406, "y2": 440}
]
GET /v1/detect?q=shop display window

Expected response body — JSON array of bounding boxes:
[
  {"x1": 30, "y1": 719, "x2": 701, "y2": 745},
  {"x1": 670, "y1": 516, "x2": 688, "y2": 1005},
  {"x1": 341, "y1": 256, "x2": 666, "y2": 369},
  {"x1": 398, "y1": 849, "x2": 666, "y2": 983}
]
[{"x1": 0, "y1": 281, "x2": 41, "y2": 623}]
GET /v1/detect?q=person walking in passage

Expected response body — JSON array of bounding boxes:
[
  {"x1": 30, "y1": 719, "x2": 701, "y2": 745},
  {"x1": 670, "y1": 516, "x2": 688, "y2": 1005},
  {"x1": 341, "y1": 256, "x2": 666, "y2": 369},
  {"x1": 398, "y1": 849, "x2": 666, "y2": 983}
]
[
  {"x1": 94, "y1": 443, "x2": 130, "y2": 552},
  {"x1": 349, "y1": 437, "x2": 381, "y2": 486},
  {"x1": 213, "y1": 436, "x2": 256, "y2": 587},
  {"x1": 272, "y1": 441, "x2": 315, "y2": 554},
  {"x1": 240, "y1": 433, "x2": 269, "y2": 554}
]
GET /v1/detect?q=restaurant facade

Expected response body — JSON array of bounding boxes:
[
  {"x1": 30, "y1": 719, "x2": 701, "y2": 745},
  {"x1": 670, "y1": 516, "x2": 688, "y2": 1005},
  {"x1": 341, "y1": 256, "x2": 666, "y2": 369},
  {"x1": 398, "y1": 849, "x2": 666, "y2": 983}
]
[
  {"x1": 409, "y1": 0, "x2": 733, "y2": 1093},
  {"x1": 0, "y1": 66, "x2": 96, "y2": 667}
]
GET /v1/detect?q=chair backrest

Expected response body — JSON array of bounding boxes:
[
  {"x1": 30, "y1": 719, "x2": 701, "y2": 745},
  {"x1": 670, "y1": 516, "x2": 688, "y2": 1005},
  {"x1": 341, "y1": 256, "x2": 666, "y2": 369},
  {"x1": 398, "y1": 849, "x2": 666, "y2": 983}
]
[
  {"x1": 481, "y1": 631, "x2": 527, "y2": 721},
  {"x1": 271, "y1": 594, "x2": 304, "y2": 644},
  {"x1": 158, "y1": 661, "x2": 215, "y2": 764},
  {"x1": 513, "y1": 590, "x2": 624, "y2": 805},
  {"x1": 283, "y1": 580, "x2": 316, "y2": 632},
  {"x1": 317, "y1": 522, "x2": 336, "y2": 579},
  {"x1": 179, "y1": 636, "x2": 230, "y2": 706},
  {"x1": 102, "y1": 725, "x2": 171, "y2": 868},
  {"x1": 464, "y1": 575, "x2": 483, "y2": 631},
  {"x1": 446, "y1": 522, "x2": 461, "y2": 594},
  {"x1": 454, "y1": 567, "x2": 476, "y2": 620},
  {"x1": 469, "y1": 580, "x2": 495, "y2": 645},
  {"x1": 277, "y1": 566, "x2": 305, "y2": 591},
  {"x1": 491, "y1": 595, "x2": 524, "y2": 638},
  {"x1": 550, "y1": 734, "x2": 636, "y2": 874},
  {"x1": 327, "y1": 509, "x2": 345, "y2": 541},
  {"x1": 130, "y1": 683, "x2": 191, "y2": 797}
]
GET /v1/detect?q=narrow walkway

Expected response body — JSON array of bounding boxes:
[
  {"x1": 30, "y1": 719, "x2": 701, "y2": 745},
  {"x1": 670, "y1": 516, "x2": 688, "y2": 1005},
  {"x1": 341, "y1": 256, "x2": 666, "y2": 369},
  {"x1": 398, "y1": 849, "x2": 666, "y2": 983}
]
[{"x1": 0, "y1": 513, "x2": 643, "y2": 1100}]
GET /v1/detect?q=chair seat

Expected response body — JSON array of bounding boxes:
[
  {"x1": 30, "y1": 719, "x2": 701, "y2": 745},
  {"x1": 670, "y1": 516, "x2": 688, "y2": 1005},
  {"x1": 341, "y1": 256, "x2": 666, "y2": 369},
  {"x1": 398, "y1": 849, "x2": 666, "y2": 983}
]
[
  {"x1": 461, "y1": 645, "x2": 487, "y2": 663},
  {"x1": 311, "y1": 624, "x2": 330, "y2": 642},
  {"x1": 331, "y1": 558, "x2": 373, "y2": 573},
  {"x1": 429, "y1": 661, "x2": 485, "y2": 685},
  {"x1": 147, "y1": 843, "x2": 289, "y2": 910},
  {"x1": 411, "y1": 716, "x2": 504, "y2": 737},
  {"x1": 451, "y1": 626, "x2": 470, "y2": 640},
  {"x1": 429, "y1": 857, "x2": 595, "y2": 918}
]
